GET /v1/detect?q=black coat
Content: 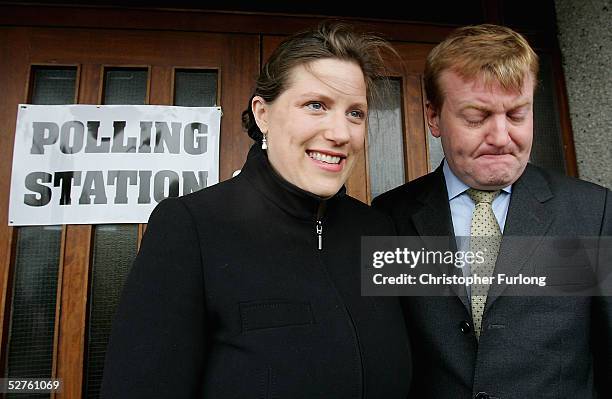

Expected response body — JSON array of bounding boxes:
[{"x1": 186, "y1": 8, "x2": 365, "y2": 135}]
[{"x1": 101, "y1": 145, "x2": 412, "y2": 398}]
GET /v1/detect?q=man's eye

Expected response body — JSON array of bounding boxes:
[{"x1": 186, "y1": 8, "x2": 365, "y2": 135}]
[
  {"x1": 306, "y1": 102, "x2": 324, "y2": 111},
  {"x1": 466, "y1": 119, "x2": 484, "y2": 127},
  {"x1": 508, "y1": 113, "x2": 526, "y2": 123},
  {"x1": 463, "y1": 111, "x2": 487, "y2": 127}
]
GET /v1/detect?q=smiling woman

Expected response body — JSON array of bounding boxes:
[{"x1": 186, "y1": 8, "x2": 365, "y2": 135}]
[
  {"x1": 100, "y1": 21, "x2": 411, "y2": 398},
  {"x1": 251, "y1": 59, "x2": 367, "y2": 197}
]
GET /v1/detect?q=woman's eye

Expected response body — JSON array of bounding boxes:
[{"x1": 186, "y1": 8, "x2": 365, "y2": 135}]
[{"x1": 348, "y1": 110, "x2": 365, "y2": 119}]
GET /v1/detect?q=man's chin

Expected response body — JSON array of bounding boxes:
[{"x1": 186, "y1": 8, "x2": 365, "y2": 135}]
[
  {"x1": 472, "y1": 172, "x2": 519, "y2": 190},
  {"x1": 467, "y1": 160, "x2": 526, "y2": 188}
]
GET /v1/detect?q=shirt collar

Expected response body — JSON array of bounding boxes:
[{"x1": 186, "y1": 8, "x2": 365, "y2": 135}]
[{"x1": 442, "y1": 159, "x2": 512, "y2": 200}]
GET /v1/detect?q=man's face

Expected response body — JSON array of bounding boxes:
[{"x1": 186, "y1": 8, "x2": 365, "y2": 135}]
[{"x1": 427, "y1": 70, "x2": 534, "y2": 190}]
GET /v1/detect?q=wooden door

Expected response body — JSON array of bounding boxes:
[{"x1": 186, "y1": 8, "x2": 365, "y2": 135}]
[{"x1": 0, "y1": 26, "x2": 259, "y2": 398}]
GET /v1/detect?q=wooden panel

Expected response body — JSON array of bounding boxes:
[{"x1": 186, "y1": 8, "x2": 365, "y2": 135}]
[
  {"x1": 421, "y1": 79, "x2": 439, "y2": 172},
  {"x1": 51, "y1": 226, "x2": 67, "y2": 399},
  {"x1": 551, "y1": 48, "x2": 578, "y2": 177},
  {"x1": 80, "y1": 63, "x2": 103, "y2": 105},
  {"x1": 138, "y1": 224, "x2": 146, "y2": 250},
  {"x1": 0, "y1": 5, "x2": 458, "y2": 43},
  {"x1": 28, "y1": 29, "x2": 227, "y2": 66},
  {"x1": 0, "y1": 228, "x2": 17, "y2": 377},
  {"x1": 219, "y1": 34, "x2": 261, "y2": 181},
  {"x1": 402, "y1": 75, "x2": 429, "y2": 181},
  {"x1": 138, "y1": 65, "x2": 174, "y2": 244},
  {"x1": 55, "y1": 225, "x2": 92, "y2": 399},
  {"x1": 0, "y1": 27, "x2": 30, "y2": 374},
  {"x1": 0, "y1": 4, "x2": 561, "y2": 50},
  {"x1": 54, "y1": 63, "x2": 100, "y2": 399},
  {"x1": 346, "y1": 152, "x2": 369, "y2": 203},
  {"x1": 262, "y1": 35, "x2": 284, "y2": 64},
  {"x1": 150, "y1": 66, "x2": 173, "y2": 105},
  {"x1": 386, "y1": 42, "x2": 435, "y2": 75}
]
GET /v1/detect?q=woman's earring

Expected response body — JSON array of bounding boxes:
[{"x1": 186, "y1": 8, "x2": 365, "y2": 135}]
[{"x1": 261, "y1": 133, "x2": 268, "y2": 150}]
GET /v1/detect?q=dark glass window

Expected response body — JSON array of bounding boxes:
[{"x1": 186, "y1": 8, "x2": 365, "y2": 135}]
[{"x1": 174, "y1": 69, "x2": 218, "y2": 107}]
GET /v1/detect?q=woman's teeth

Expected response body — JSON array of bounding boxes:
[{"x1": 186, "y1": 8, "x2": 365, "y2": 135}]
[{"x1": 308, "y1": 151, "x2": 341, "y2": 164}]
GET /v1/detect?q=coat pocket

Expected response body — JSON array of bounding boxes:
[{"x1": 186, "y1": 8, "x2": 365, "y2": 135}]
[{"x1": 239, "y1": 300, "x2": 314, "y2": 333}]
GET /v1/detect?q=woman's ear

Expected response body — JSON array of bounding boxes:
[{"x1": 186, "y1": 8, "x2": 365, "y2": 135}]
[{"x1": 251, "y1": 96, "x2": 269, "y2": 134}]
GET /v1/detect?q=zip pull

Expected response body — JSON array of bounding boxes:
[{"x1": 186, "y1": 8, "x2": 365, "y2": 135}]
[
  {"x1": 316, "y1": 220, "x2": 323, "y2": 250},
  {"x1": 315, "y1": 201, "x2": 326, "y2": 251}
]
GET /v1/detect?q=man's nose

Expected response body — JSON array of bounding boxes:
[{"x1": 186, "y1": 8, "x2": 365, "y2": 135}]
[{"x1": 486, "y1": 115, "x2": 511, "y2": 147}]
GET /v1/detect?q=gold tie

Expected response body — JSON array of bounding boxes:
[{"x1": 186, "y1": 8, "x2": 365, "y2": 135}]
[{"x1": 467, "y1": 188, "x2": 501, "y2": 340}]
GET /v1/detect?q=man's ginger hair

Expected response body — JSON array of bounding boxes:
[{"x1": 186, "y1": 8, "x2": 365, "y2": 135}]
[{"x1": 424, "y1": 24, "x2": 539, "y2": 111}]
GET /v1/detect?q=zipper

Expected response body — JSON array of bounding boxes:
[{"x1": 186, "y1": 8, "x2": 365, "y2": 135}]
[
  {"x1": 316, "y1": 220, "x2": 323, "y2": 250},
  {"x1": 315, "y1": 201, "x2": 327, "y2": 250},
  {"x1": 313, "y1": 227, "x2": 365, "y2": 397}
]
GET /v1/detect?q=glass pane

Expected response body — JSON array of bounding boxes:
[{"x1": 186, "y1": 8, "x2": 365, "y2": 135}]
[
  {"x1": 6, "y1": 67, "x2": 75, "y2": 394},
  {"x1": 367, "y1": 79, "x2": 406, "y2": 199},
  {"x1": 84, "y1": 225, "x2": 137, "y2": 399},
  {"x1": 530, "y1": 53, "x2": 566, "y2": 173},
  {"x1": 6, "y1": 226, "x2": 62, "y2": 399},
  {"x1": 174, "y1": 69, "x2": 218, "y2": 106},
  {"x1": 103, "y1": 69, "x2": 148, "y2": 105},
  {"x1": 30, "y1": 67, "x2": 76, "y2": 105},
  {"x1": 84, "y1": 67, "x2": 148, "y2": 399}
]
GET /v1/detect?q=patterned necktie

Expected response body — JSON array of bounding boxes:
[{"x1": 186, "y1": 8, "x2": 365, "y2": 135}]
[{"x1": 467, "y1": 188, "x2": 502, "y2": 340}]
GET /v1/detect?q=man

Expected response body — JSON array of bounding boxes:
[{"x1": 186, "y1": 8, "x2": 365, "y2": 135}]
[{"x1": 373, "y1": 24, "x2": 611, "y2": 398}]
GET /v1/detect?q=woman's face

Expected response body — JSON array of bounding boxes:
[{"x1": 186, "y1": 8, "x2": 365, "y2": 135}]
[{"x1": 252, "y1": 58, "x2": 367, "y2": 197}]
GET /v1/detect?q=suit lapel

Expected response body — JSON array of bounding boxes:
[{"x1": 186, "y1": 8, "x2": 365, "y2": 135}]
[
  {"x1": 411, "y1": 167, "x2": 454, "y2": 238},
  {"x1": 485, "y1": 165, "x2": 555, "y2": 312},
  {"x1": 410, "y1": 167, "x2": 471, "y2": 310}
]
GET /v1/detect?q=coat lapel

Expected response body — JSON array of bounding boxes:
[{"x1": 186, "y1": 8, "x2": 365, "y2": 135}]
[
  {"x1": 411, "y1": 168, "x2": 454, "y2": 238},
  {"x1": 485, "y1": 165, "x2": 555, "y2": 312},
  {"x1": 410, "y1": 167, "x2": 471, "y2": 310}
]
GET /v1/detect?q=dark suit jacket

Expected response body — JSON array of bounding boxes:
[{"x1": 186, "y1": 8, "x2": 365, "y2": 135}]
[{"x1": 373, "y1": 163, "x2": 612, "y2": 399}]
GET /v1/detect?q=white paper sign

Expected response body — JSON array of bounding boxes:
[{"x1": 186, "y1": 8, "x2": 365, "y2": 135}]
[{"x1": 9, "y1": 104, "x2": 221, "y2": 226}]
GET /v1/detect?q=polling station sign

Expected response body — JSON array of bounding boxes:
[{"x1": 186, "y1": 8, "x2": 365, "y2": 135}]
[{"x1": 9, "y1": 104, "x2": 221, "y2": 226}]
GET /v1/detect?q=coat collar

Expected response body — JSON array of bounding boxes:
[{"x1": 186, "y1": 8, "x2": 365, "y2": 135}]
[{"x1": 239, "y1": 144, "x2": 346, "y2": 221}]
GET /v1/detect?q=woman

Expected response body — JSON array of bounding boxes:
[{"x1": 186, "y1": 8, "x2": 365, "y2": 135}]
[{"x1": 101, "y1": 22, "x2": 411, "y2": 398}]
